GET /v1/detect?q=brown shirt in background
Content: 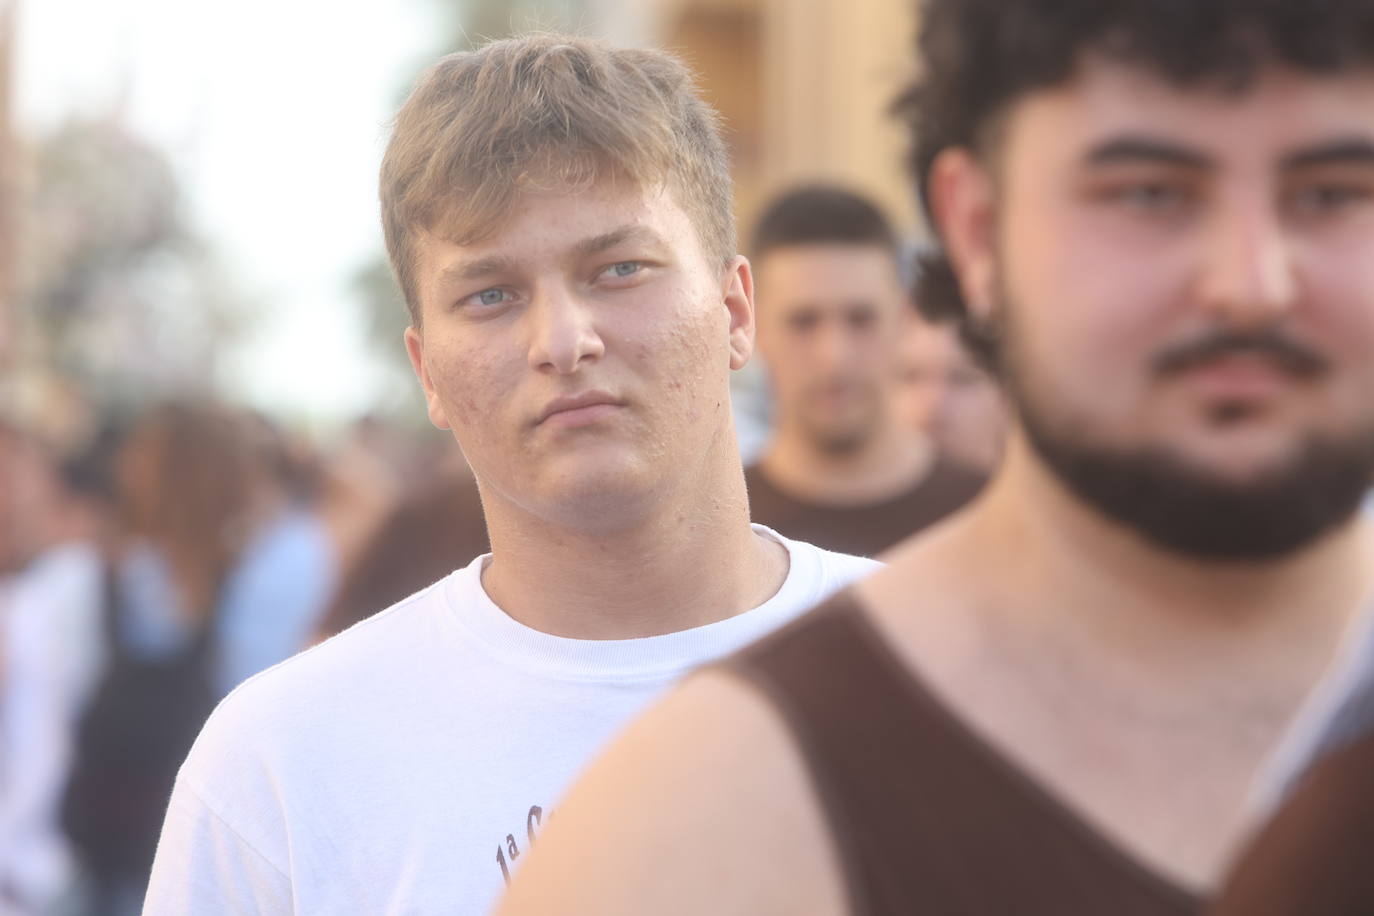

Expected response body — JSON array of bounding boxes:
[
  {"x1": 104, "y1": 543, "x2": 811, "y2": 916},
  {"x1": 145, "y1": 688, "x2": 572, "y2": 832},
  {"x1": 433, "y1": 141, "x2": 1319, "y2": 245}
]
[
  {"x1": 316, "y1": 468, "x2": 489, "y2": 639},
  {"x1": 744, "y1": 456, "x2": 985, "y2": 557},
  {"x1": 721, "y1": 591, "x2": 1202, "y2": 916}
]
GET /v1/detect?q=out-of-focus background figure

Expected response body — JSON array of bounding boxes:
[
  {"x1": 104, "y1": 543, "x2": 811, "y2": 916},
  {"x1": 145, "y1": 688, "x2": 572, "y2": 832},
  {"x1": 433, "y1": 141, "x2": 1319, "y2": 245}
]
[
  {"x1": 895, "y1": 304, "x2": 1006, "y2": 475},
  {"x1": 745, "y1": 187, "x2": 984, "y2": 556},
  {"x1": 58, "y1": 403, "x2": 336, "y2": 914},
  {"x1": 314, "y1": 452, "x2": 487, "y2": 640},
  {"x1": 896, "y1": 243, "x2": 1008, "y2": 475}
]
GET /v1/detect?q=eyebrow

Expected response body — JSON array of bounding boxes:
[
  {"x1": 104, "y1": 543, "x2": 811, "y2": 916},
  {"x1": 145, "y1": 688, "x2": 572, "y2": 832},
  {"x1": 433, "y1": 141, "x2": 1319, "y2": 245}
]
[
  {"x1": 435, "y1": 225, "x2": 668, "y2": 289},
  {"x1": 437, "y1": 255, "x2": 515, "y2": 287},
  {"x1": 1083, "y1": 134, "x2": 1374, "y2": 174},
  {"x1": 573, "y1": 224, "x2": 668, "y2": 258},
  {"x1": 1083, "y1": 135, "x2": 1214, "y2": 170},
  {"x1": 1280, "y1": 137, "x2": 1374, "y2": 170}
]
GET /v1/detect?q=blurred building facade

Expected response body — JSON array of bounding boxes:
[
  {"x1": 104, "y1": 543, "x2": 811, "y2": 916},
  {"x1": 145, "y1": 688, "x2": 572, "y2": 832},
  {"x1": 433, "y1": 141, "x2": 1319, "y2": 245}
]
[
  {"x1": 670, "y1": 0, "x2": 918, "y2": 240},
  {"x1": 582, "y1": 0, "x2": 921, "y2": 241}
]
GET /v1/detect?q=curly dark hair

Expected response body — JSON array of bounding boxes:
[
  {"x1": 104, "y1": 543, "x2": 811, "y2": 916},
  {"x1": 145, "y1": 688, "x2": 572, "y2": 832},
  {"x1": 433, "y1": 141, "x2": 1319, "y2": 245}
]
[{"x1": 897, "y1": 0, "x2": 1374, "y2": 365}]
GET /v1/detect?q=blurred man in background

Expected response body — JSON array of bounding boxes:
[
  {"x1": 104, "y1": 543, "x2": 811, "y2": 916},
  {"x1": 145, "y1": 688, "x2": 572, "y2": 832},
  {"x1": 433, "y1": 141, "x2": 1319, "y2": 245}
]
[
  {"x1": 143, "y1": 36, "x2": 875, "y2": 916},
  {"x1": 895, "y1": 285, "x2": 1007, "y2": 473},
  {"x1": 746, "y1": 186, "x2": 984, "y2": 556},
  {"x1": 500, "y1": 2, "x2": 1374, "y2": 913}
]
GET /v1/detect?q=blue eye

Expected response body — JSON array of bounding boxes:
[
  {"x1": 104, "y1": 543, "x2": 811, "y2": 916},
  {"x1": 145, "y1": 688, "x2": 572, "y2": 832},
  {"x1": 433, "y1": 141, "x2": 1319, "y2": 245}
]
[
  {"x1": 607, "y1": 261, "x2": 641, "y2": 278},
  {"x1": 475, "y1": 288, "x2": 507, "y2": 306}
]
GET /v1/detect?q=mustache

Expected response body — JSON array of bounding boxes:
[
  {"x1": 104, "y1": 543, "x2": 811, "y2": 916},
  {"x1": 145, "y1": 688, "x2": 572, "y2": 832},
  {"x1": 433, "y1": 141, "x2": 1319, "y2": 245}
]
[
  {"x1": 804, "y1": 377, "x2": 869, "y2": 397},
  {"x1": 1152, "y1": 330, "x2": 1329, "y2": 379}
]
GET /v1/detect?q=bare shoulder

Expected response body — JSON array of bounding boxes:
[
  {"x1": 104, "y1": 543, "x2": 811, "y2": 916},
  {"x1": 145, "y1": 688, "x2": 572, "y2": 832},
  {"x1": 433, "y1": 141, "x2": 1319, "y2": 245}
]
[{"x1": 498, "y1": 668, "x2": 850, "y2": 916}]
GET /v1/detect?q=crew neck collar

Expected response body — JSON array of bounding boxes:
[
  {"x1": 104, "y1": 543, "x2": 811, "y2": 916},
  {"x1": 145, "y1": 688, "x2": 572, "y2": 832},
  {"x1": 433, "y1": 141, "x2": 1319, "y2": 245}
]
[{"x1": 443, "y1": 524, "x2": 824, "y2": 681}]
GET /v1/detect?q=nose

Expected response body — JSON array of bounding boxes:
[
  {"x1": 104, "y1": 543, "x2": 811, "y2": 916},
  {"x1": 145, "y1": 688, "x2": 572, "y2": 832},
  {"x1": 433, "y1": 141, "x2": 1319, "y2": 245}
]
[
  {"x1": 526, "y1": 283, "x2": 605, "y2": 374},
  {"x1": 1195, "y1": 196, "x2": 1298, "y2": 328},
  {"x1": 813, "y1": 321, "x2": 855, "y2": 373}
]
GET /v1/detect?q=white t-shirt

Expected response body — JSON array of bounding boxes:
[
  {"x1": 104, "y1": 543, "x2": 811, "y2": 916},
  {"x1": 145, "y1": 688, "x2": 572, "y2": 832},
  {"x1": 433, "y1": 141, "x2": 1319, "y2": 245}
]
[{"x1": 143, "y1": 526, "x2": 877, "y2": 915}]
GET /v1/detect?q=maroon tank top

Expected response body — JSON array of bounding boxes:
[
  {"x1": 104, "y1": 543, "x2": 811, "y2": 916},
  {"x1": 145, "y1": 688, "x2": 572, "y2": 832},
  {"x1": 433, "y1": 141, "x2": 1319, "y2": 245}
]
[{"x1": 721, "y1": 590, "x2": 1201, "y2": 916}]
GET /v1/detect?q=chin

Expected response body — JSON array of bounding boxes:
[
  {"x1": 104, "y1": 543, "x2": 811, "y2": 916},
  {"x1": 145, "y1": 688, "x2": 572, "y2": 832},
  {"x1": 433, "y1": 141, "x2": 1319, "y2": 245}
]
[
  {"x1": 538, "y1": 461, "x2": 661, "y2": 531},
  {"x1": 803, "y1": 417, "x2": 871, "y2": 453},
  {"x1": 1022, "y1": 398, "x2": 1374, "y2": 559}
]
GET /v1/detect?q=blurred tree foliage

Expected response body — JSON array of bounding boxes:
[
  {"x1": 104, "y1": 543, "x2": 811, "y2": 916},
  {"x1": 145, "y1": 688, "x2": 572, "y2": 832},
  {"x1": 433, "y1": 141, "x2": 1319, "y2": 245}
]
[
  {"x1": 348, "y1": 255, "x2": 420, "y2": 426},
  {"x1": 20, "y1": 116, "x2": 248, "y2": 409}
]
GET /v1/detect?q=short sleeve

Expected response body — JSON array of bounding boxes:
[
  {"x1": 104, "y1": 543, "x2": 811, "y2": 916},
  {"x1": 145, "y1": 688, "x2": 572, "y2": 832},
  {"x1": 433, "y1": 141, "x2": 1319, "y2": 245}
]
[{"x1": 142, "y1": 777, "x2": 293, "y2": 915}]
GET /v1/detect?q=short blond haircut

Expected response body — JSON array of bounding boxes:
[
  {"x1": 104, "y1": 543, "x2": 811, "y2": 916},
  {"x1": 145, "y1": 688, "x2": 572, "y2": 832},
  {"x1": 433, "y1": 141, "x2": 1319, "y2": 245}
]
[{"x1": 380, "y1": 35, "x2": 736, "y2": 322}]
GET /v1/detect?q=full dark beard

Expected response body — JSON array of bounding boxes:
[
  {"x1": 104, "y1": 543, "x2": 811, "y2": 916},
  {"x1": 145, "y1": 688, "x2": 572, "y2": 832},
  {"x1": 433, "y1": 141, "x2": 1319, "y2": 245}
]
[
  {"x1": 1018, "y1": 404, "x2": 1374, "y2": 560},
  {"x1": 991, "y1": 304, "x2": 1374, "y2": 561}
]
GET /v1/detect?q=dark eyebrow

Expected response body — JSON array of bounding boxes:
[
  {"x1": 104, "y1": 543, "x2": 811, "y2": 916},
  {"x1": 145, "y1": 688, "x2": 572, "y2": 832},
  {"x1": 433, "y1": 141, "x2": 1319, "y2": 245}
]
[
  {"x1": 1281, "y1": 138, "x2": 1374, "y2": 170},
  {"x1": 1084, "y1": 136, "x2": 1214, "y2": 170},
  {"x1": 573, "y1": 225, "x2": 667, "y2": 258}
]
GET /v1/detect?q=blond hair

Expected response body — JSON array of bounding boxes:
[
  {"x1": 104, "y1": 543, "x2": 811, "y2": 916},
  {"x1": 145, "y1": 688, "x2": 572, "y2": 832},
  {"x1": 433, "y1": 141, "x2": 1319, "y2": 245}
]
[{"x1": 380, "y1": 34, "x2": 736, "y2": 322}]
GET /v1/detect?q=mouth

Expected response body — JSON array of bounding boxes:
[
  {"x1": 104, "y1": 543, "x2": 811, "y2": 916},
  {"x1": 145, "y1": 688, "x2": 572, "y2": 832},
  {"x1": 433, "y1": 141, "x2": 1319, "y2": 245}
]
[
  {"x1": 808, "y1": 380, "x2": 863, "y2": 405},
  {"x1": 536, "y1": 391, "x2": 626, "y2": 428},
  {"x1": 1174, "y1": 354, "x2": 1301, "y2": 402}
]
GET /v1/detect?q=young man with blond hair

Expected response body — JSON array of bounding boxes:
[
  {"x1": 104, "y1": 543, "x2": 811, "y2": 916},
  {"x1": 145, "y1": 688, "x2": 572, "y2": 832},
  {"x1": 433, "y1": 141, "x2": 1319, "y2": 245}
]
[{"x1": 142, "y1": 36, "x2": 875, "y2": 914}]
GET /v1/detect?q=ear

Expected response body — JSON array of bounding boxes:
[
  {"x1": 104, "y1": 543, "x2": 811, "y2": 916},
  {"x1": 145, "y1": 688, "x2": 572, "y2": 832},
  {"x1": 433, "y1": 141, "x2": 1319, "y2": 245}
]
[
  {"x1": 929, "y1": 147, "x2": 997, "y2": 325},
  {"x1": 722, "y1": 255, "x2": 756, "y2": 371},
  {"x1": 404, "y1": 325, "x2": 452, "y2": 430}
]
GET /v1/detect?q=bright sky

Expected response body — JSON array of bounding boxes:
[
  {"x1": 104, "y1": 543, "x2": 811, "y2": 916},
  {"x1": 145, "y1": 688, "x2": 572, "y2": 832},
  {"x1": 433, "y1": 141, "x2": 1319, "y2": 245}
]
[{"x1": 16, "y1": 0, "x2": 441, "y2": 426}]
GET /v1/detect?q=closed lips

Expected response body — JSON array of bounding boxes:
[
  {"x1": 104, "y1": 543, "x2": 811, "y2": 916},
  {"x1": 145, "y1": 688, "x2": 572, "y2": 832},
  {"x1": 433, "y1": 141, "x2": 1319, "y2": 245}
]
[{"x1": 537, "y1": 392, "x2": 623, "y2": 424}]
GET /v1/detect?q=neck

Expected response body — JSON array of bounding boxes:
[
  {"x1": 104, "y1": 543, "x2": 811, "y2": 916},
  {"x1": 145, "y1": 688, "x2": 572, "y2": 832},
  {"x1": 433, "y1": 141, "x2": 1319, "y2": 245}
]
[
  {"x1": 479, "y1": 449, "x2": 789, "y2": 640},
  {"x1": 761, "y1": 416, "x2": 934, "y2": 507},
  {"x1": 961, "y1": 435, "x2": 1374, "y2": 688}
]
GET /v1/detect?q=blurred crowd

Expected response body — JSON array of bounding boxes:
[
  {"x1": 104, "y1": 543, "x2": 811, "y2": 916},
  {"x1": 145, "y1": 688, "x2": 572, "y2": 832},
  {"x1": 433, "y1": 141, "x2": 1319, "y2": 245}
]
[
  {"x1": 0, "y1": 402, "x2": 493, "y2": 914},
  {"x1": 0, "y1": 182, "x2": 1008, "y2": 914}
]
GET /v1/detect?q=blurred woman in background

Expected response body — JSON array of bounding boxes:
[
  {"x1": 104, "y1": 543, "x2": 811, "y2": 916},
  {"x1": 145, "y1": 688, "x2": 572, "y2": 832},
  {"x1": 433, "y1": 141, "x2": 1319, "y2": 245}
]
[{"x1": 62, "y1": 402, "x2": 335, "y2": 915}]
